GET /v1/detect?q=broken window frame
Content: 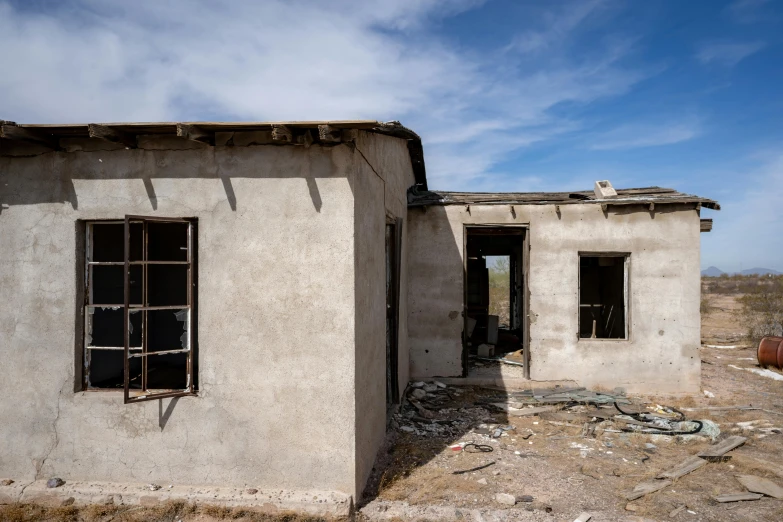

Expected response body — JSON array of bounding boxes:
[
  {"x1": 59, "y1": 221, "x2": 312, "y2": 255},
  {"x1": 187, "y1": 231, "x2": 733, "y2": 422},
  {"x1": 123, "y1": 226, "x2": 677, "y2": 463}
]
[
  {"x1": 122, "y1": 215, "x2": 196, "y2": 403},
  {"x1": 577, "y1": 252, "x2": 630, "y2": 341}
]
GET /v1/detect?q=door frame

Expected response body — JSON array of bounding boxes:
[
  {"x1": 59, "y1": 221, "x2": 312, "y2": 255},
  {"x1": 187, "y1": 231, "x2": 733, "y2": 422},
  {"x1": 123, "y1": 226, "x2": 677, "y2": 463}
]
[{"x1": 462, "y1": 224, "x2": 530, "y2": 379}]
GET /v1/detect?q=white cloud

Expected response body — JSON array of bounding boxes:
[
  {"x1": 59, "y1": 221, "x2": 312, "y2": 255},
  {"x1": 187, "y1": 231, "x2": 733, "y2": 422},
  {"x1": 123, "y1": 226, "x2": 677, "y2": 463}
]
[
  {"x1": 0, "y1": 0, "x2": 652, "y2": 189},
  {"x1": 696, "y1": 41, "x2": 765, "y2": 66},
  {"x1": 588, "y1": 119, "x2": 701, "y2": 151}
]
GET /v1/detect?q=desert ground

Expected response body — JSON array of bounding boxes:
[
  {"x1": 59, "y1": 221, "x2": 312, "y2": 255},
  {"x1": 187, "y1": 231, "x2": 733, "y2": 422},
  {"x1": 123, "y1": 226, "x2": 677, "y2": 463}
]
[{"x1": 2, "y1": 280, "x2": 782, "y2": 522}]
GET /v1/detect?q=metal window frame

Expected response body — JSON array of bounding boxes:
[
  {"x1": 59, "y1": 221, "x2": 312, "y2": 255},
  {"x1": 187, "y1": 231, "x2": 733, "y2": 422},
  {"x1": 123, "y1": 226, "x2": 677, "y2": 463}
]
[{"x1": 120, "y1": 215, "x2": 196, "y2": 403}]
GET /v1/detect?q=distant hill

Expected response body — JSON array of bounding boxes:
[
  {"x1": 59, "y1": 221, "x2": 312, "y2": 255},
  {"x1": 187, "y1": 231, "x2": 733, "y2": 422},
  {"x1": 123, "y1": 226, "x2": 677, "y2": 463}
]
[
  {"x1": 701, "y1": 266, "x2": 781, "y2": 276},
  {"x1": 740, "y1": 267, "x2": 782, "y2": 276},
  {"x1": 701, "y1": 266, "x2": 725, "y2": 277}
]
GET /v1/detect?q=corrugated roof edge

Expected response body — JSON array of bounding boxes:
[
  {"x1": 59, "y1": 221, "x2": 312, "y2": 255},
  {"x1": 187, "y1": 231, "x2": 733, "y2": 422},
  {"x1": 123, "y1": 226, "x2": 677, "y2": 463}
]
[
  {"x1": 408, "y1": 186, "x2": 720, "y2": 210},
  {"x1": 0, "y1": 119, "x2": 427, "y2": 189}
]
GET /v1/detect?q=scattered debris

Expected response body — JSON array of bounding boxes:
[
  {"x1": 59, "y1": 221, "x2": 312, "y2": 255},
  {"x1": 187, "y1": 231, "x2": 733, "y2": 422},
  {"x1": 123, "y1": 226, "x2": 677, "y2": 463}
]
[
  {"x1": 495, "y1": 493, "x2": 517, "y2": 506},
  {"x1": 46, "y1": 478, "x2": 64, "y2": 488},
  {"x1": 245, "y1": 488, "x2": 258, "y2": 495},
  {"x1": 147, "y1": 484, "x2": 161, "y2": 491},
  {"x1": 627, "y1": 436, "x2": 747, "y2": 499},
  {"x1": 703, "y1": 390, "x2": 715, "y2": 398},
  {"x1": 626, "y1": 479, "x2": 673, "y2": 501},
  {"x1": 410, "y1": 388, "x2": 427, "y2": 400},
  {"x1": 452, "y1": 461, "x2": 495, "y2": 475},
  {"x1": 477, "y1": 478, "x2": 487, "y2": 485},
  {"x1": 729, "y1": 364, "x2": 783, "y2": 381},
  {"x1": 0, "y1": 479, "x2": 14, "y2": 486},
  {"x1": 669, "y1": 504, "x2": 687, "y2": 517},
  {"x1": 735, "y1": 474, "x2": 783, "y2": 499},
  {"x1": 697, "y1": 435, "x2": 747, "y2": 459},
  {"x1": 573, "y1": 513, "x2": 592, "y2": 522},
  {"x1": 714, "y1": 492, "x2": 763, "y2": 503}
]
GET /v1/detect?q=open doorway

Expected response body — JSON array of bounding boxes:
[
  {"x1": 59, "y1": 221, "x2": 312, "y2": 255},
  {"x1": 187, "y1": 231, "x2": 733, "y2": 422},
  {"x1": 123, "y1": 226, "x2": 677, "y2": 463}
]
[
  {"x1": 464, "y1": 226, "x2": 529, "y2": 378},
  {"x1": 385, "y1": 219, "x2": 401, "y2": 417}
]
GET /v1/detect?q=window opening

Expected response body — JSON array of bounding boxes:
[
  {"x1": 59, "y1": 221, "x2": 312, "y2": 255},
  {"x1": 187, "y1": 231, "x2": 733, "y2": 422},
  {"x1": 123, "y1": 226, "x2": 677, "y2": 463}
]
[
  {"x1": 579, "y1": 255, "x2": 628, "y2": 339},
  {"x1": 83, "y1": 218, "x2": 196, "y2": 402}
]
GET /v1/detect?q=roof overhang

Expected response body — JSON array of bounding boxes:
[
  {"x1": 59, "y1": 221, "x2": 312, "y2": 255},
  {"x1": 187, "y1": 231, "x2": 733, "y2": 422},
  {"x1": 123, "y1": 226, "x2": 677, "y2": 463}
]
[{"x1": 0, "y1": 119, "x2": 428, "y2": 189}]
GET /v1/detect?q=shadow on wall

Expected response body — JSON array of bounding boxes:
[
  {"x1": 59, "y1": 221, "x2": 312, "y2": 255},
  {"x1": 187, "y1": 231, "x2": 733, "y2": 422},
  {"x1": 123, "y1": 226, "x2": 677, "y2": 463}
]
[
  {"x1": 0, "y1": 145, "x2": 345, "y2": 214},
  {"x1": 359, "y1": 204, "x2": 514, "y2": 504}
]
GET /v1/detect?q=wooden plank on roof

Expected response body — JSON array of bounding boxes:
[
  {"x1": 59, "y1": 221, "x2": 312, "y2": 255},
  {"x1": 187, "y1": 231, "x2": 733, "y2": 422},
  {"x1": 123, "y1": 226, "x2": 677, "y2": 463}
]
[
  {"x1": 88, "y1": 124, "x2": 137, "y2": 148},
  {"x1": 701, "y1": 219, "x2": 713, "y2": 232},
  {"x1": 0, "y1": 125, "x2": 60, "y2": 149}
]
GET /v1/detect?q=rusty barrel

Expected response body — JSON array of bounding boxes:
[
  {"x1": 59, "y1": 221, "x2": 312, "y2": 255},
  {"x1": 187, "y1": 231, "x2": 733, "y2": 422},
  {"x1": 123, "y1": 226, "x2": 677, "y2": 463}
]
[{"x1": 758, "y1": 336, "x2": 783, "y2": 370}]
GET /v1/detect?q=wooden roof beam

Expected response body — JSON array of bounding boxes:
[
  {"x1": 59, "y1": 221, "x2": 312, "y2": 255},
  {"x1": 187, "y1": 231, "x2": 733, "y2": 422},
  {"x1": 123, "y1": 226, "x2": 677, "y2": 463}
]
[
  {"x1": 88, "y1": 124, "x2": 137, "y2": 148},
  {"x1": 318, "y1": 124, "x2": 342, "y2": 143},
  {"x1": 271, "y1": 124, "x2": 293, "y2": 143},
  {"x1": 0, "y1": 124, "x2": 60, "y2": 150},
  {"x1": 177, "y1": 123, "x2": 214, "y2": 145}
]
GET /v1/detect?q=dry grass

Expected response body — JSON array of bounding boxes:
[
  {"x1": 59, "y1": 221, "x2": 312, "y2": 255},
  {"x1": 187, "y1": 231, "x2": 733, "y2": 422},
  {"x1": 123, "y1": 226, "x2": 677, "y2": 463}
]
[{"x1": 0, "y1": 502, "x2": 339, "y2": 522}]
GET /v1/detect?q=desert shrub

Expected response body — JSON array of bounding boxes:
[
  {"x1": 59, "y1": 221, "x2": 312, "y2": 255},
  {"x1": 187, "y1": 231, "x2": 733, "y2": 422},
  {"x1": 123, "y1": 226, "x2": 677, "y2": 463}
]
[
  {"x1": 700, "y1": 294, "x2": 712, "y2": 315},
  {"x1": 740, "y1": 277, "x2": 783, "y2": 345}
]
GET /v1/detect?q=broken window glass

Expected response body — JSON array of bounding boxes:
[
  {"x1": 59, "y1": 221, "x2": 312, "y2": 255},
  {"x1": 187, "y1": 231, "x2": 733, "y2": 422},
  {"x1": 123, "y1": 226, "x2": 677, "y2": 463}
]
[{"x1": 82, "y1": 218, "x2": 197, "y2": 400}]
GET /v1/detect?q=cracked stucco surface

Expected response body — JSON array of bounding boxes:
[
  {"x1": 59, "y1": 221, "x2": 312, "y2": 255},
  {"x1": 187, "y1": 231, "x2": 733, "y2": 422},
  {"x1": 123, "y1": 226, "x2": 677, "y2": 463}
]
[{"x1": 0, "y1": 136, "x2": 414, "y2": 500}]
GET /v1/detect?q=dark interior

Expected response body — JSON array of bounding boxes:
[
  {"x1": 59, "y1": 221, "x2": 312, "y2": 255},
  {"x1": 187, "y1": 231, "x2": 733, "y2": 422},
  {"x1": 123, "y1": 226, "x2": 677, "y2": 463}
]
[
  {"x1": 89, "y1": 308, "x2": 142, "y2": 348},
  {"x1": 579, "y1": 255, "x2": 626, "y2": 339},
  {"x1": 88, "y1": 350, "x2": 142, "y2": 389}
]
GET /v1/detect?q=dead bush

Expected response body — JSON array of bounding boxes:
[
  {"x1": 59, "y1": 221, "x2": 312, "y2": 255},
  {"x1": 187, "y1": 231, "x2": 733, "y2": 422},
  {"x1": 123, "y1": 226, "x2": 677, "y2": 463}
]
[{"x1": 740, "y1": 276, "x2": 783, "y2": 346}]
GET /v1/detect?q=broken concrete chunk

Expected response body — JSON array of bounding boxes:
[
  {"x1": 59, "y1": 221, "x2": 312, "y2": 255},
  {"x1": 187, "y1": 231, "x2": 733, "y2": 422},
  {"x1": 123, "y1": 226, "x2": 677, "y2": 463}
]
[
  {"x1": 434, "y1": 381, "x2": 447, "y2": 389},
  {"x1": 46, "y1": 478, "x2": 64, "y2": 488},
  {"x1": 410, "y1": 382, "x2": 426, "y2": 388},
  {"x1": 495, "y1": 493, "x2": 516, "y2": 506},
  {"x1": 573, "y1": 513, "x2": 592, "y2": 522},
  {"x1": 400, "y1": 426, "x2": 415, "y2": 433},
  {"x1": 423, "y1": 383, "x2": 439, "y2": 393},
  {"x1": 477, "y1": 478, "x2": 487, "y2": 485},
  {"x1": 477, "y1": 344, "x2": 494, "y2": 357},
  {"x1": 410, "y1": 388, "x2": 427, "y2": 400},
  {"x1": 735, "y1": 474, "x2": 783, "y2": 499}
]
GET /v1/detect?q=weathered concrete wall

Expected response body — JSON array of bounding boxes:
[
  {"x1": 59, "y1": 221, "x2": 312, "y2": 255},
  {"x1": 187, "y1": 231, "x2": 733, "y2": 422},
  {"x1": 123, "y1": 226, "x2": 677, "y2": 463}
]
[
  {"x1": 407, "y1": 203, "x2": 702, "y2": 394},
  {"x1": 351, "y1": 132, "x2": 415, "y2": 498},
  {"x1": 0, "y1": 135, "x2": 412, "y2": 502}
]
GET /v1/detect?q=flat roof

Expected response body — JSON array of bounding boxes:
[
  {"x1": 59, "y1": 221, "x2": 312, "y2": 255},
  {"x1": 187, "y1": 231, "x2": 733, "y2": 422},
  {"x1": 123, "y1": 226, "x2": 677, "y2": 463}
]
[
  {"x1": 0, "y1": 119, "x2": 427, "y2": 189},
  {"x1": 409, "y1": 186, "x2": 720, "y2": 210}
]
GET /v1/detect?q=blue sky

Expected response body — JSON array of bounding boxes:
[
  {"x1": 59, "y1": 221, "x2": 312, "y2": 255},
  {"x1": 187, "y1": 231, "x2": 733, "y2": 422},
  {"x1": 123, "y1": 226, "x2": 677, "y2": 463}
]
[{"x1": 1, "y1": 0, "x2": 781, "y2": 271}]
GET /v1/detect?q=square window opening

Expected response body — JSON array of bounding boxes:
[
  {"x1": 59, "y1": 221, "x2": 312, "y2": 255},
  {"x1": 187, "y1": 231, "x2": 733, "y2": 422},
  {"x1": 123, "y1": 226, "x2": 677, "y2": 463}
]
[{"x1": 579, "y1": 254, "x2": 628, "y2": 339}]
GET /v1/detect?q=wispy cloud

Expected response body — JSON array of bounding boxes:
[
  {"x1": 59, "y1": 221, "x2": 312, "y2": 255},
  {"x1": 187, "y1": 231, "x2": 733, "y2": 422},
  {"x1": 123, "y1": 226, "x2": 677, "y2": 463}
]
[
  {"x1": 0, "y1": 0, "x2": 653, "y2": 190},
  {"x1": 504, "y1": 0, "x2": 607, "y2": 54},
  {"x1": 696, "y1": 41, "x2": 765, "y2": 66},
  {"x1": 587, "y1": 119, "x2": 701, "y2": 151},
  {"x1": 726, "y1": 0, "x2": 773, "y2": 24}
]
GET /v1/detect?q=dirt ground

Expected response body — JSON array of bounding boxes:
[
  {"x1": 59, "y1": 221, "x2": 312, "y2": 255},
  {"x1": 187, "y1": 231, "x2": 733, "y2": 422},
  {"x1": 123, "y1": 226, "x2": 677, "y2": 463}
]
[
  {"x1": 4, "y1": 290, "x2": 782, "y2": 522},
  {"x1": 358, "y1": 291, "x2": 783, "y2": 521}
]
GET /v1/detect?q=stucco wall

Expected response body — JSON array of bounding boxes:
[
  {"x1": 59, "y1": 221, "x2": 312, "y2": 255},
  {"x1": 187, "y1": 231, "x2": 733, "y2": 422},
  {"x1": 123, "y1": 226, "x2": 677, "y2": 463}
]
[
  {"x1": 407, "y1": 202, "x2": 702, "y2": 394},
  {"x1": 0, "y1": 137, "x2": 412, "y2": 500},
  {"x1": 351, "y1": 132, "x2": 415, "y2": 498}
]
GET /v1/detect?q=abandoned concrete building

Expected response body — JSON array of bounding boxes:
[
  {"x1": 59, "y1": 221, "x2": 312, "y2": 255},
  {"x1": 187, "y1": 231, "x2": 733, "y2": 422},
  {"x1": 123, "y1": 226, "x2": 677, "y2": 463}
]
[{"x1": 0, "y1": 120, "x2": 718, "y2": 506}]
